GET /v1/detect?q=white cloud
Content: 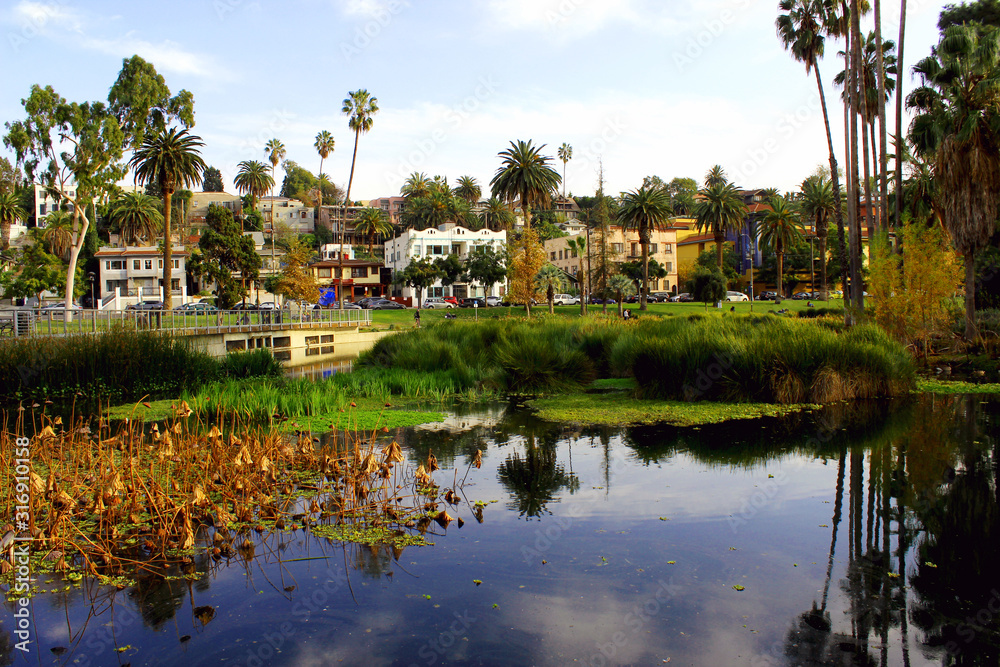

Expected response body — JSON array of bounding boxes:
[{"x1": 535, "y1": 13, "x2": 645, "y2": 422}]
[
  {"x1": 339, "y1": 0, "x2": 402, "y2": 18},
  {"x1": 80, "y1": 34, "x2": 223, "y2": 79}
]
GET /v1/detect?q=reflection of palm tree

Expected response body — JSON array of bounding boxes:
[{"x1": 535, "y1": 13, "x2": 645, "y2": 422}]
[{"x1": 497, "y1": 437, "x2": 578, "y2": 519}]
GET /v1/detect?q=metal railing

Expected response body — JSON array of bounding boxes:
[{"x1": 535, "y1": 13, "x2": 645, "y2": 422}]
[{"x1": 0, "y1": 307, "x2": 371, "y2": 338}]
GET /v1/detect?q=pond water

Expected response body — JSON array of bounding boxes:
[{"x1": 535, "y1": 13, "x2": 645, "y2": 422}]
[{"x1": 2, "y1": 394, "x2": 999, "y2": 666}]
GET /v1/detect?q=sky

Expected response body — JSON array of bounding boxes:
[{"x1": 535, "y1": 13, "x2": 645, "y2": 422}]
[{"x1": 0, "y1": 0, "x2": 951, "y2": 202}]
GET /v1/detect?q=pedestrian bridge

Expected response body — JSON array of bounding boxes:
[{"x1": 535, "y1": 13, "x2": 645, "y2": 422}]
[{"x1": 0, "y1": 308, "x2": 390, "y2": 366}]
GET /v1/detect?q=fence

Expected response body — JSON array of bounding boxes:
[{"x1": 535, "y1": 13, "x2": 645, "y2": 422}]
[{"x1": 0, "y1": 307, "x2": 372, "y2": 338}]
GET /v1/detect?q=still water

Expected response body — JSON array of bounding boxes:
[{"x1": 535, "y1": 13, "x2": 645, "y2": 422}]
[{"x1": 3, "y1": 394, "x2": 999, "y2": 666}]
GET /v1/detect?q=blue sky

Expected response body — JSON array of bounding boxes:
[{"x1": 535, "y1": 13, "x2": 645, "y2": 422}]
[{"x1": 1, "y1": 0, "x2": 949, "y2": 201}]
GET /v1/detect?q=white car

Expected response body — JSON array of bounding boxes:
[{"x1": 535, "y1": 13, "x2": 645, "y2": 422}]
[
  {"x1": 485, "y1": 296, "x2": 502, "y2": 307},
  {"x1": 421, "y1": 297, "x2": 455, "y2": 309},
  {"x1": 553, "y1": 294, "x2": 581, "y2": 306},
  {"x1": 725, "y1": 291, "x2": 749, "y2": 302}
]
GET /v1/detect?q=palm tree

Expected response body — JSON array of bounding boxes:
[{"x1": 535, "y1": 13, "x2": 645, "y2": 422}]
[
  {"x1": 110, "y1": 192, "x2": 163, "y2": 246},
  {"x1": 608, "y1": 274, "x2": 635, "y2": 317},
  {"x1": 481, "y1": 197, "x2": 514, "y2": 231},
  {"x1": 489, "y1": 139, "x2": 562, "y2": 230},
  {"x1": 128, "y1": 128, "x2": 205, "y2": 310},
  {"x1": 894, "y1": 0, "x2": 908, "y2": 234},
  {"x1": 264, "y1": 138, "x2": 286, "y2": 230},
  {"x1": 760, "y1": 196, "x2": 805, "y2": 298},
  {"x1": 402, "y1": 172, "x2": 431, "y2": 200},
  {"x1": 0, "y1": 190, "x2": 25, "y2": 251},
  {"x1": 557, "y1": 143, "x2": 573, "y2": 197},
  {"x1": 453, "y1": 175, "x2": 481, "y2": 205},
  {"x1": 800, "y1": 176, "x2": 836, "y2": 299},
  {"x1": 777, "y1": 0, "x2": 851, "y2": 315},
  {"x1": 354, "y1": 207, "x2": 393, "y2": 254},
  {"x1": 908, "y1": 24, "x2": 1000, "y2": 340},
  {"x1": 234, "y1": 160, "x2": 274, "y2": 228},
  {"x1": 535, "y1": 263, "x2": 565, "y2": 314},
  {"x1": 314, "y1": 130, "x2": 335, "y2": 200},
  {"x1": 566, "y1": 235, "x2": 587, "y2": 314},
  {"x1": 616, "y1": 185, "x2": 673, "y2": 310},
  {"x1": 41, "y1": 210, "x2": 73, "y2": 259},
  {"x1": 695, "y1": 182, "x2": 748, "y2": 271},
  {"x1": 339, "y1": 89, "x2": 379, "y2": 310},
  {"x1": 705, "y1": 164, "x2": 728, "y2": 187}
]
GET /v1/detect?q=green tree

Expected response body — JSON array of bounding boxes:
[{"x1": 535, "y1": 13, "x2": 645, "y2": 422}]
[
  {"x1": 464, "y1": 244, "x2": 507, "y2": 296},
  {"x1": 666, "y1": 177, "x2": 699, "y2": 215},
  {"x1": 202, "y1": 166, "x2": 224, "y2": 192},
  {"x1": 557, "y1": 143, "x2": 573, "y2": 197},
  {"x1": 108, "y1": 55, "x2": 194, "y2": 150},
  {"x1": 434, "y1": 253, "x2": 465, "y2": 288},
  {"x1": 339, "y1": 89, "x2": 379, "y2": 311},
  {"x1": 129, "y1": 128, "x2": 206, "y2": 309},
  {"x1": 0, "y1": 190, "x2": 26, "y2": 251},
  {"x1": 234, "y1": 160, "x2": 273, "y2": 228},
  {"x1": 197, "y1": 204, "x2": 261, "y2": 308},
  {"x1": 0, "y1": 156, "x2": 23, "y2": 194},
  {"x1": 939, "y1": 0, "x2": 1000, "y2": 29},
  {"x1": 41, "y1": 210, "x2": 74, "y2": 259},
  {"x1": 617, "y1": 184, "x2": 673, "y2": 310},
  {"x1": 490, "y1": 139, "x2": 562, "y2": 232},
  {"x1": 109, "y1": 191, "x2": 163, "y2": 246},
  {"x1": 687, "y1": 264, "x2": 727, "y2": 309},
  {"x1": 402, "y1": 171, "x2": 431, "y2": 199},
  {"x1": 314, "y1": 130, "x2": 335, "y2": 212},
  {"x1": 777, "y1": 0, "x2": 851, "y2": 314},
  {"x1": 620, "y1": 258, "x2": 668, "y2": 293},
  {"x1": 759, "y1": 196, "x2": 805, "y2": 298},
  {"x1": 695, "y1": 181, "x2": 748, "y2": 270},
  {"x1": 271, "y1": 236, "x2": 319, "y2": 305},
  {"x1": 608, "y1": 274, "x2": 636, "y2": 317},
  {"x1": 535, "y1": 263, "x2": 565, "y2": 314},
  {"x1": 704, "y1": 164, "x2": 728, "y2": 187},
  {"x1": 481, "y1": 197, "x2": 514, "y2": 231},
  {"x1": 800, "y1": 175, "x2": 836, "y2": 298},
  {"x1": 908, "y1": 23, "x2": 1000, "y2": 339},
  {"x1": 453, "y1": 175, "x2": 482, "y2": 204},
  {"x1": 2, "y1": 236, "x2": 64, "y2": 303},
  {"x1": 264, "y1": 138, "x2": 286, "y2": 229},
  {"x1": 566, "y1": 235, "x2": 588, "y2": 314},
  {"x1": 354, "y1": 207, "x2": 392, "y2": 254},
  {"x1": 398, "y1": 257, "x2": 440, "y2": 309}
]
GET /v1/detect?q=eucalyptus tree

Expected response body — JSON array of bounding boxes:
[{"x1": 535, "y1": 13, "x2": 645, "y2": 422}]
[
  {"x1": 908, "y1": 24, "x2": 1000, "y2": 339},
  {"x1": 129, "y1": 128, "x2": 206, "y2": 309},
  {"x1": 339, "y1": 89, "x2": 379, "y2": 310},
  {"x1": 616, "y1": 184, "x2": 673, "y2": 310}
]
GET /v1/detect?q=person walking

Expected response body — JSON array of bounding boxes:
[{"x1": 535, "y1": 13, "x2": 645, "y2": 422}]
[{"x1": 414, "y1": 309, "x2": 421, "y2": 327}]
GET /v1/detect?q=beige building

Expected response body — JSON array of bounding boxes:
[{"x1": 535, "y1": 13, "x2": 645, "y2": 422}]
[
  {"x1": 543, "y1": 226, "x2": 680, "y2": 294},
  {"x1": 260, "y1": 196, "x2": 315, "y2": 234}
]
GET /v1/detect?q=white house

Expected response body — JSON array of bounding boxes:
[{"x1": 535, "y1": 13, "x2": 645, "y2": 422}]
[
  {"x1": 94, "y1": 245, "x2": 188, "y2": 308},
  {"x1": 384, "y1": 224, "x2": 507, "y2": 303},
  {"x1": 260, "y1": 196, "x2": 315, "y2": 234}
]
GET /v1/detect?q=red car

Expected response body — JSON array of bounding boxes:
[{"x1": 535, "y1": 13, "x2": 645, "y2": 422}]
[{"x1": 442, "y1": 296, "x2": 459, "y2": 306}]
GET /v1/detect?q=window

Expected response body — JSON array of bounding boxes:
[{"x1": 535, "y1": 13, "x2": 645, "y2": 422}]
[
  {"x1": 318, "y1": 268, "x2": 332, "y2": 278},
  {"x1": 107, "y1": 260, "x2": 125, "y2": 270},
  {"x1": 650, "y1": 243, "x2": 658, "y2": 255},
  {"x1": 413, "y1": 245, "x2": 421, "y2": 255},
  {"x1": 612, "y1": 243, "x2": 624, "y2": 254},
  {"x1": 451, "y1": 244, "x2": 461, "y2": 254},
  {"x1": 351, "y1": 267, "x2": 367, "y2": 278},
  {"x1": 40, "y1": 204, "x2": 47, "y2": 215},
  {"x1": 133, "y1": 260, "x2": 141, "y2": 271},
  {"x1": 551, "y1": 252, "x2": 557, "y2": 261},
  {"x1": 664, "y1": 244, "x2": 673, "y2": 254},
  {"x1": 559, "y1": 250, "x2": 564, "y2": 260},
  {"x1": 666, "y1": 262, "x2": 673, "y2": 272},
  {"x1": 630, "y1": 243, "x2": 639, "y2": 257},
  {"x1": 158, "y1": 260, "x2": 162, "y2": 269},
  {"x1": 174, "y1": 259, "x2": 180, "y2": 269},
  {"x1": 145, "y1": 260, "x2": 152, "y2": 270}
]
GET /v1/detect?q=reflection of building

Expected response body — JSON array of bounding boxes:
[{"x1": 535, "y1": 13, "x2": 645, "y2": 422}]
[
  {"x1": 383, "y1": 224, "x2": 507, "y2": 303},
  {"x1": 543, "y1": 225, "x2": 680, "y2": 293}
]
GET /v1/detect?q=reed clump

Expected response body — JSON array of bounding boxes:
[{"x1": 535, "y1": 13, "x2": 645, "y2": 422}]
[{"x1": 0, "y1": 405, "x2": 459, "y2": 583}]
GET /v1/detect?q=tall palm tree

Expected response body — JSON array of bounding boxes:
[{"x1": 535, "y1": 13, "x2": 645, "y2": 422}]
[
  {"x1": 0, "y1": 190, "x2": 25, "y2": 251},
  {"x1": 695, "y1": 182, "x2": 748, "y2": 271},
  {"x1": 41, "y1": 210, "x2": 73, "y2": 259},
  {"x1": 777, "y1": 0, "x2": 851, "y2": 316},
  {"x1": 760, "y1": 196, "x2": 805, "y2": 298},
  {"x1": 481, "y1": 197, "x2": 514, "y2": 231},
  {"x1": 616, "y1": 184, "x2": 673, "y2": 310},
  {"x1": 339, "y1": 89, "x2": 379, "y2": 310},
  {"x1": 704, "y1": 164, "x2": 728, "y2": 187},
  {"x1": 557, "y1": 143, "x2": 573, "y2": 197},
  {"x1": 566, "y1": 235, "x2": 587, "y2": 314},
  {"x1": 894, "y1": 0, "x2": 908, "y2": 234},
  {"x1": 800, "y1": 176, "x2": 836, "y2": 299},
  {"x1": 128, "y1": 128, "x2": 205, "y2": 309},
  {"x1": 908, "y1": 24, "x2": 1000, "y2": 340},
  {"x1": 535, "y1": 263, "x2": 565, "y2": 314},
  {"x1": 489, "y1": 139, "x2": 562, "y2": 230},
  {"x1": 110, "y1": 192, "x2": 163, "y2": 246},
  {"x1": 314, "y1": 130, "x2": 335, "y2": 230},
  {"x1": 234, "y1": 160, "x2": 274, "y2": 229},
  {"x1": 264, "y1": 138, "x2": 286, "y2": 230},
  {"x1": 402, "y1": 172, "x2": 431, "y2": 199},
  {"x1": 353, "y1": 207, "x2": 393, "y2": 254},
  {"x1": 453, "y1": 175, "x2": 481, "y2": 205}
]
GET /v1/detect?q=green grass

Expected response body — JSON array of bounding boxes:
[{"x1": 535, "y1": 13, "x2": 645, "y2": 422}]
[
  {"x1": 527, "y1": 392, "x2": 818, "y2": 426},
  {"x1": 917, "y1": 379, "x2": 1000, "y2": 394}
]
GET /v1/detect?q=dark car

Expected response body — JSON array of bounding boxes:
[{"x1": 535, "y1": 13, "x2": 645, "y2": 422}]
[
  {"x1": 588, "y1": 296, "x2": 616, "y2": 305},
  {"x1": 231, "y1": 302, "x2": 259, "y2": 311},
  {"x1": 755, "y1": 291, "x2": 778, "y2": 301},
  {"x1": 791, "y1": 291, "x2": 814, "y2": 300},
  {"x1": 355, "y1": 297, "x2": 380, "y2": 309},
  {"x1": 126, "y1": 301, "x2": 164, "y2": 311},
  {"x1": 459, "y1": 297, "x2": 486, "y2": 308},
  {"x1": 370, "y1": 299, "x2": 405, "y2": 310},
  {"x1": 649, "y1": 292, "x2": 672, "y2": 303}
]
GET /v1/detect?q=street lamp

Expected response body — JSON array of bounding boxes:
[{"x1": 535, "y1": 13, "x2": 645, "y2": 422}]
[{"x1": 86, "y1": 271, "x2": 95, "y2": 309}]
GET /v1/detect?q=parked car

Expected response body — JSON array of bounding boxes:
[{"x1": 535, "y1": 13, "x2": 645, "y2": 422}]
[
  {"x1": 257, "y1": 301, "x2": 280, "y2": 310},
  {"x1": 38, "y1": 302, "x2": 82, "y2": 312},
  {"x1": 355, "y1": 297, "x2": 383, "y2": 309},
  {"x1": 174, "y1": 302, "x2": 217, "y2": 312},
  {"x1": 485, "y1": 295, "x2": 502, "y2": 307},
  {"x1": 588, "y1": 296, "x2": 616, "y2": 305},
  {"x1": 422, "y1": 297, "x2": 455, "y2": 309},
  {"x1": 126, "y1": 301, "x2": 165, "y2": 311},
  {"x1": 231, "y1": 302, "x2": 258, "y2": 311},
  {"x1": 442, "y1": 296, "x2": 460, "y2": 306},
  {"x1": 670, "y1": 293, "x2": 693, "y2": 302},
  {"x1": 725, "y1": 291, "x2": 749, "y2": 302},
  {"x1": 828, "y1": 290, "x2": 843, "y2": 299},
  {"x1": 370, "y1": 299, "x2": 405, "y2": 310},
  {"x1": 553, "y1": 294, "x2": 580, "y2": 306},
  {"x1": 319, "y1": 301, "x2": 362, "y2": 310},
  {"x1": 459, "y1": 297, "x2": 486, "y2": 308},
  {"x1": 650, "y1": 292, "x2": 672, "y2": 303},
  {"x1": 755, "y1": 291, "x2": 778, "y2": 301}
]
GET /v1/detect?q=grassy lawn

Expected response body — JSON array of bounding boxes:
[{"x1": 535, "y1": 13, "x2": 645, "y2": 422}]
[{"x1": 368, "y1": 299, "x2": 842, "y2": 330}]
